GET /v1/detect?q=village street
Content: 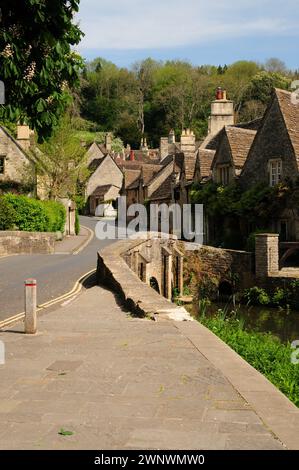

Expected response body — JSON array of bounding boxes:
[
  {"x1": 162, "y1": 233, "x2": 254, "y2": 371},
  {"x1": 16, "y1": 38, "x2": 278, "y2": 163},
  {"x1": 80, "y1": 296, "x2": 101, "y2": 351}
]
[{"x1": 0, "y1": 217, "x2": 114, "y2": 323}]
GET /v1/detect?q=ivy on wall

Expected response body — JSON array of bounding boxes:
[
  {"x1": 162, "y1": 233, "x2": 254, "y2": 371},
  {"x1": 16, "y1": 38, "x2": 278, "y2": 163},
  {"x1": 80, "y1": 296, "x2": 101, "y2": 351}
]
[{"x1": 190, "y1": 179, "x2": 299, "y2": 224}]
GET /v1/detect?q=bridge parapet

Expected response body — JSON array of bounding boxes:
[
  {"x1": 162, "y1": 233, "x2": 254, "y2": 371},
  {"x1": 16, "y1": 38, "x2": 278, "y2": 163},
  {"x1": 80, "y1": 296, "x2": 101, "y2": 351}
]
[{"x1": 97, "y1": 234, "x2": 190, "y2": 321}]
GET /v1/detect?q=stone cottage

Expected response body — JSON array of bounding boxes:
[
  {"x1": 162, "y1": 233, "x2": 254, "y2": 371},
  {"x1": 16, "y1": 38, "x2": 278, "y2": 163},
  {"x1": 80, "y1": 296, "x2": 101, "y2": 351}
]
[
  {"x1": 85, "y1": 154, "x2": 123, "y2": 216},
  {"x1": 0, "y1": 125, "x2": 35, "y2": 191},
  {"x1": 241, "y1": 89, "x2": 299, "y2": 189},
  {"x1": 240, "y1": 88, "x2": 299, "y2": 241},
  {"x1": 211, "y1": 127, "x2": 257, "y2": 185}
]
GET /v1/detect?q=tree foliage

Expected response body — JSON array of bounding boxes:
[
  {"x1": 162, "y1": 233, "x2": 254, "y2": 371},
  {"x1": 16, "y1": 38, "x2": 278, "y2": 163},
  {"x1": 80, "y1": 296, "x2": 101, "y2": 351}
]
[
  {"x1": 79, "y1": 57, "x2": 294, "y2": 147},
  {"x1": 0, "y1": 0, "x2": 84, "y2": 139},
  {"x1": 33, "y1": 115, "x2": 87, "y2": 200}
]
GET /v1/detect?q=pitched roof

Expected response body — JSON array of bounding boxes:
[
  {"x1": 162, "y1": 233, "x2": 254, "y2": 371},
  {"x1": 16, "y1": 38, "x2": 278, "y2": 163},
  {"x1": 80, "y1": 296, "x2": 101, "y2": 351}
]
[
  {"x1": 275, "y1": 88, "x2": 299, "y2": 162},
  {"x1": 198, "y1": 149, "x2": 215, "y2": 178},
  {"x1": 115, "y1": 160, "x2": 144, "y2": 170},
  {"x1": 141, "y1": 164, "x2": 162, "y2": 185},
  {"x1": 91, "y1": 184, "x2": 114, "y2": 197},
  {"x1": 184, "y1": 152, "x2": 197, "y2": 180},
  {"x1": 97, "y1": 143, "x2": 109, "y2": 156},
  {"x1": 0, "y1": 125, "x2": 35, "y2": 164},
  {"x1": 148, "y1": 173, "x2": 173, "y2": 201},
  {"x1": 235, "y1": 118, "x2": 263, "y2": 131},
  {"x1": 225, "y1": 127, "x2": 256, "y2": 168},
  {"x1": 88, "y1": 157, "x2": 105, "y2": 171},
  {"x1": 124, "y1": 169, "x2": 141, "y2": 189},
  {"x1": 130, "y1": 149, "x2": 160, "y2": 163}
]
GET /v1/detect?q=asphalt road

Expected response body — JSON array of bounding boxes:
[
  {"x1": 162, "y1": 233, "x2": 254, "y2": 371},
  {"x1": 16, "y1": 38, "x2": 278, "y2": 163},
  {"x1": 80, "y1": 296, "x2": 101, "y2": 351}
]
[{"x1": 0, "y1": 216, "x2": 115, "y2": 322}]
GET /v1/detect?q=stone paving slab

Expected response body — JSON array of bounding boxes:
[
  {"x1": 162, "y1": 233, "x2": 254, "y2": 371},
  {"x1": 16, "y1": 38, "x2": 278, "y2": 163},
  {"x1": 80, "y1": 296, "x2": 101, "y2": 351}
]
[
  {"x1": 0, "y1": 286, "x2": 294, "y2": 450},
  {"x1": 54, "y1": 226, "x2": 91, "y2": 254}
]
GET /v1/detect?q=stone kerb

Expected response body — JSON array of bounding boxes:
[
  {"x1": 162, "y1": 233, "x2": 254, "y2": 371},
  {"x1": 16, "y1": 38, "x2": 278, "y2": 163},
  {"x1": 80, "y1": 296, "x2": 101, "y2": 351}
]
[{"x1": 97, "y1": 235, "x2": 192, "y2": 321}]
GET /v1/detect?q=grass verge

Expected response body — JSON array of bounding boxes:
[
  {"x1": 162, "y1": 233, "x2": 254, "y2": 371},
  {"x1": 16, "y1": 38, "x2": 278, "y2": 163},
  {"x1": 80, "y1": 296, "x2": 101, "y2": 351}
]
[{"x1": 199, "y1": 311, "x2": 299, "y2": 407}]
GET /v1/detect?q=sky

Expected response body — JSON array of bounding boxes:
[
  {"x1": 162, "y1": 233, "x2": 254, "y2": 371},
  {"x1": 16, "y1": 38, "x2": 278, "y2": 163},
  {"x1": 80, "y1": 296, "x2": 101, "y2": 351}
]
[{"x1": 76, "y1": 0, "x2": 299, "y2": 69}]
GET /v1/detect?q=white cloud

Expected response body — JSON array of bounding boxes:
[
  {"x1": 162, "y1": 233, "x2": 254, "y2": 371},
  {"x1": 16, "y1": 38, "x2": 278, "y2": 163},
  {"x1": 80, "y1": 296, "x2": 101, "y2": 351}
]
[{"x1": 76, "y1": 0, "x2": 298, "y2": 50}]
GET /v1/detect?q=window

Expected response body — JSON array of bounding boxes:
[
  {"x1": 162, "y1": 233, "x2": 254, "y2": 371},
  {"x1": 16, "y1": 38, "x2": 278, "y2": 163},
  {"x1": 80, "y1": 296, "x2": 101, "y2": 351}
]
[
  {"x1": 269, "y1": 159, "x2": 282, "y2": 187},
  {"x1": 217, "y1": 165, "x2": 230, "y2": 185},
  {"x1": 279, "y1": 221, "x2": 288, "y2": 242},
  {"x1": 0, "y1": 156, "x2": 5, "y2": 174}
]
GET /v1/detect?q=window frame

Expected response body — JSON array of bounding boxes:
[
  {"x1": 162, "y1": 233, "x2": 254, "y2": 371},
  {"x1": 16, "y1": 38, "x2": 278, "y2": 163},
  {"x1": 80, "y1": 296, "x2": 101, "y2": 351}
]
[
  {"x1": 268, "y1": 158, "x2": 282, "y2": 187},
  {"x1": 217, "y1": 164, "x2": 230, "y2": 185}
]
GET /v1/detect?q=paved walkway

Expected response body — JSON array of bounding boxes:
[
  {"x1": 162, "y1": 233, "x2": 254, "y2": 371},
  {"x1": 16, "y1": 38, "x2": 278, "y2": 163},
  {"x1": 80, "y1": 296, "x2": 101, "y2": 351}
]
[
  {"x1": 54, "y1": 226, "x2": 92, "y2": 254},
  {"x1": 0, "y1": 285, "x2": 293, "y2": 450}
]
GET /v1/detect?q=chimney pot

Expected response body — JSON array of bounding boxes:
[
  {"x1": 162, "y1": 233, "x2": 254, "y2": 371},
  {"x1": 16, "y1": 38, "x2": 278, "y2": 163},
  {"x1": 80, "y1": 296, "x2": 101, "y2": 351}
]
[
  {"x1": 105, "y1": 132, "x2": 112, "y2": 152},
  {"x1": 216, "y1": 87, "x2": 224, "y2": 100}
]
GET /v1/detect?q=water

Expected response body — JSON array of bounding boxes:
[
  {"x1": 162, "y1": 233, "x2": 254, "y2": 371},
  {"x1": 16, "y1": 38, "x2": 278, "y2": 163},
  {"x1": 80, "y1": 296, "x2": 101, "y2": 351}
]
[{"x1": 187, "y1": 301, "x2": 299, "y2": 344}]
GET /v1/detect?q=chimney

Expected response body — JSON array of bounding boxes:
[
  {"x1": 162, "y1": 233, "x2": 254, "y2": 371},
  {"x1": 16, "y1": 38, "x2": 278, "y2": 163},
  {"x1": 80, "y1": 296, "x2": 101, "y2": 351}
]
[
  {"x1": 216, "y1": 87, "x2": 224, "y2": 100},
  {"x1": 140, "y1": 137, "x2": 149, "y2": 152},
  {"x1": 160, "y1": 137, "x2": 169, "y2": 161},
  {"x1": 105, "y1": 132, "x2": 112, "y2": 152},
  {"x1": 180, "y1": 129, "x2": 196, "y2": 155},
  {"x1": 168, "y1": 129, "x2": 175, "y2": 144},
  {"x1": 17, "y1": 125, "x2": 31, "y2": 151},
  {"x1": 208, "y1": 88, "x2": 234, "y2": 136}
]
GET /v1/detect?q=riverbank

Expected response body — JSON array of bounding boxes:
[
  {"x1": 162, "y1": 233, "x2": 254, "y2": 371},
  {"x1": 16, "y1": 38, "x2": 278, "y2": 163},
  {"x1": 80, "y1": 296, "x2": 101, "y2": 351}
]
[{"x1": 198, "y1": 310, "x2": 299, "y2": 407}]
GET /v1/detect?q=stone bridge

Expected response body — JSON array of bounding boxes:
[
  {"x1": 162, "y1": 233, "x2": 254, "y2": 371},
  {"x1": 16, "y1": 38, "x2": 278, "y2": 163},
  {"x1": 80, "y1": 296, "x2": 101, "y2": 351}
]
[
  {"x1": 122, "y1": 236, "x2": 184, "y2": 300},
  {"x1": 97, "y1": 233, "x2": 256, "y2": 316}
]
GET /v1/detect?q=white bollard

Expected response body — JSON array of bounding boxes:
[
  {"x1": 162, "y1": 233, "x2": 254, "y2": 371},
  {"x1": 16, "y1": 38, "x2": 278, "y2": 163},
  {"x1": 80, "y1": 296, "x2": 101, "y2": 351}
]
[{"x1": 24, "y1": 279, "x2": 37, "y2": 334}]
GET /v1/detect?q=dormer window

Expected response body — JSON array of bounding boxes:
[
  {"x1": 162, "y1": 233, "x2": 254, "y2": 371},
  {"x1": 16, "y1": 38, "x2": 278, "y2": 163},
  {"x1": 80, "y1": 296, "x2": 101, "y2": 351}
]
[
  {"x1": 217, "y1": 164, "x2": 230, "y2": 185},
  {"x1": 269, "y1": 159, "x2": 282, "y2": 187},
  {"x1": 0, "y1": 156, "x2": 5, "y2": 174}
]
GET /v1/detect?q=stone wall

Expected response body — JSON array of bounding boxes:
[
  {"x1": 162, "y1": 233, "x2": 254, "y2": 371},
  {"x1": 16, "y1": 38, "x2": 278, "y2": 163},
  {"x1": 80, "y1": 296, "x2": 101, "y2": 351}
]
[
  {"x1": 208, "y1": 100, "x2": 234, "y2": 136},
  {"x1": 122, "y1": 236, "x2": 184, "y2": 300},
  {"x1": 97, "y1": 236, "x2": 191, "y2": 321},
  {"x1": 85, "y1": 156, "x2": 123, "y2": 199},
  {"x1": 183, "y1": 243, "x2": 254, "y2": 298},
  {"x1": 0, "y1": 126, "x2": 34, "y2": 184},
  {"x1": 255, "y1": 233, "x2": 279, "y2": 277},
  {"x1": 240, "y1": 96, "x2": 297, "y2": 189},
  {"x1": 0, "y1": 231, "x2": 56, "y2": 256}
]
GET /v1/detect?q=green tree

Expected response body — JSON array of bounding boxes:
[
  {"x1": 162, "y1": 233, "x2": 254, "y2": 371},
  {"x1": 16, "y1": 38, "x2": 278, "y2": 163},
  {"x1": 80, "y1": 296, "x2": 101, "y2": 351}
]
[
  {"x1": 264, "y1": 58, "x2": 288, "y2": 74},
  {"x1": 243, "y1": 71, "x2": 291, "y2": 105},
  {"x1": 33, "y1": 115, "x2": 87, "y2": 200},
  {"x1": 0, "y1": 0, "x2": 84, "y2": 139}
]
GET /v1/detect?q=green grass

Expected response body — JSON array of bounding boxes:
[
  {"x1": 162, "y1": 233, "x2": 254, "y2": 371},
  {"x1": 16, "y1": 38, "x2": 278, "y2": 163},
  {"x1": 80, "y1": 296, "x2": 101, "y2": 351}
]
[{"x1": 199, "y1": 311, "x2": 299, "y2": 407}]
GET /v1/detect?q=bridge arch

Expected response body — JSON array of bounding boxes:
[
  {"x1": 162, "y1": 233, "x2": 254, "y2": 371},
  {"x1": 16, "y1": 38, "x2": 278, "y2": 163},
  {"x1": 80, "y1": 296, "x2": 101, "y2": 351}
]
[
  {"x1": 218, "y1": 280, "x2": 233, "y2": 299},
  {"x1": 150, "y1": 277, "x2": 160, "y2": 294},
  {"x1": 280, "y1": 247, "x2": 299, "y2": 268}
]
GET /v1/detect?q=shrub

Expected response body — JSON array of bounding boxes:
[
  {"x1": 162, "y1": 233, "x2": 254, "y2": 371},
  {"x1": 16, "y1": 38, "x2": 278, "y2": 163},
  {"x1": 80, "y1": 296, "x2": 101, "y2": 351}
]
[
  {"x1": 0, "y1": 197, "x2": 17, "y2": 230},
  {"x1": 75, "y1": 209, "x2": 80, "y2": 235},
  {"x1": 243, "y1": 286, "x2": 270, "y2": 305},
  {"x1": 43, "y1": 200, "x2": 66, "y2": 232},
  {"x1": 3, "y1": 194, "x2": 48, "y2": 231},
  {"x1": 73, "y1": 195, "x2": 86, "y2": 214},
  {"x1": 272, "y1": 288, "x2": 288, "y2": 306},
  {"x1": 2, "y1": 194, "x2": 66, "y2": 232}
]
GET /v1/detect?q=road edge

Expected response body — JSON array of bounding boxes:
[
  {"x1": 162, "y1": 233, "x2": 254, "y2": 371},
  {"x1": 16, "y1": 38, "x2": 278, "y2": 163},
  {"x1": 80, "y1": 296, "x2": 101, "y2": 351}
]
[{"x1": 0, "y1": 269, "x2": 96, "y2": 330}]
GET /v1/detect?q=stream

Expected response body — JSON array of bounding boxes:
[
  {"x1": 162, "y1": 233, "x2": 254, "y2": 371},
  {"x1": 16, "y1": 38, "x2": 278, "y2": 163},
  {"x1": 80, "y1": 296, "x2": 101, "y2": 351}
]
[{"x1": 187, "y1": 301, "x2": 299, "y2": 344}]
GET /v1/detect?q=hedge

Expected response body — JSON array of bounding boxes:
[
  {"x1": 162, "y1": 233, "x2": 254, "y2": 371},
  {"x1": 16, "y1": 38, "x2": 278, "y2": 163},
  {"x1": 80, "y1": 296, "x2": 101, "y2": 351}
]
[
  {"x1": 0, "y1": 197, "x2": 17, "y2": 230},
  {"x1": 0, "y1": 194, "x2": 66, "y2": 233}
]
